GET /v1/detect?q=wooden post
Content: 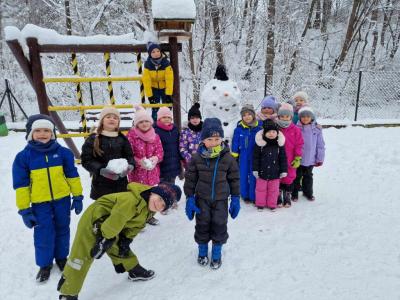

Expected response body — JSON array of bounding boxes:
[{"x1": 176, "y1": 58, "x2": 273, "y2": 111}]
[
  {"x1": 27, "y1": 38, "x2": 49, "y2": 115},
  {"x1": 169, "y1": 37, "x2": 181, "y2": 131}
]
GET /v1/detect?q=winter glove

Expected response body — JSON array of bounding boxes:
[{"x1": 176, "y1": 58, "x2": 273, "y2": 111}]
[
  {"x1": 291, "y1": 156, "x2": 302, "y2": 169},
  {"x1": 100, "y1": 168, "x2": 119, "y2": 180},
  {"x1": 119, "y1": 164, "x2": 134, "y2": 178},
  {"x1": 71, "y1": 195, "x2": 84, "y2": 215},
  {"x1": 229, "y1": 196, "x2": 241, "y2": 219},
  {"x1": 149, "y1": 156, "x2": 159, "y2": 169},
  {"x1": 279, "y1": 172, "x2": 288, "y2": 178},
  {"x1": 90, "y1": 234, "x2": 116, "y2": 259},
  {"x1": 252, "y1": 171, "x2": 259, "y2": 178},
  {"x1": 117, "y1": 234, "x2": 133, "y2": 258},
  {"x1": 185, "y1": 196, "x2": 201, "y2": 221},
  {"x1": 315, "y1": 162, "x2": 323, "y2": 167},
  {"x1": 164, "y1": 95, "x2": 173, "y2": 103},
  {"x1": 18, "y1": 208, "x2": 37, "y2": 229},
  {"x1": 140, "y1": 158, "x2": 154, "y2": 170}
]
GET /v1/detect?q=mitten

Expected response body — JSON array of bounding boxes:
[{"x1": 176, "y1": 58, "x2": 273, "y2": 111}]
[
  {"x1": 119, "y1": 164, "x2": 134, "y2": 178},
  {"x1": 291, "y1": 156, "x2": 302, "y2": 169},
  {"x1": 18, "y1": 208, "x2": 37, "y2": 229},
  {"x1": 100, "y1": 168, "x2": 119, "y2": 180},
  {"x1": 140, "y1": 158, "x2": 153, "y2": 170},
  {"x1": 71, "y1": 195, "x2": 84, "y2": 215},
  {"x1": 315, "y1": 162, "x2": 323, "y2": 167},
  {"x1": 149, "y1": 156, "x2": 159, "y2": 169},
  {"x1": 185, "y1": 196, "x2": 201, "y2": 221},
  {"x1": 252, "y1": 171, "x2": 259, "y2": 178},
  {"x1": 279, "y1": 172, "x2": 288, "y2": 178},
  {"x1": 229, "y1": 196, "x2": 241, "y2": 219},
  {"x1": 117, "y1": 234, "x2": 133, "y2": 257},
  {"x1": 90, "y1": 234, "x2": 116, "y2": 259}
]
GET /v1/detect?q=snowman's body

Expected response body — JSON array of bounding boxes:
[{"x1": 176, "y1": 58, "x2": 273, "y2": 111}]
[{"x1": 200, "y1": 79, "x2": 242, "y2": 143}]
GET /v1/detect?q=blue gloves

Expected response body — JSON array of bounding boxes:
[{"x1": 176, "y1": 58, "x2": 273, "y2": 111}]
[
  {"x1": 18, "y1": 208, "x2": 37, "y2": 229},
  {"x1": 71, "y1": 195, "x2": 84, "y2": 215},
  {"x1": 229, "y1": 196, "x2": 240, "y2": 219},
  {"x1": 185, "y1": 196, "x2": 201, "y2": 221}
]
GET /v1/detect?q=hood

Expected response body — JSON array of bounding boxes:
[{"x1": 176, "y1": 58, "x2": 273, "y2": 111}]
[{"x1": 255, "y1": 130, "x2": 285, "y2": 147}]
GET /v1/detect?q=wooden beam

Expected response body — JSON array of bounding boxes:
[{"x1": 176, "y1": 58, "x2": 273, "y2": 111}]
[
  {"x1": 38, "y1": 43, "x2": 182, "y2": 53},
  {"x1": 169, "y1": 37, "x2": 181, "y2": 131}
]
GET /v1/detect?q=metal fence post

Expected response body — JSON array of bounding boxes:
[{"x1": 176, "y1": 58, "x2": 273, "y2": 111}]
[
  {"x1": 89, "y1": 82, "x2": 94, "y2": 105},
  {"x1": 264, "y1": 73, "x2": 268, "y2": 97},
  {"x1": 354, "y1": 70, "x2": 362, "y2": 121}
]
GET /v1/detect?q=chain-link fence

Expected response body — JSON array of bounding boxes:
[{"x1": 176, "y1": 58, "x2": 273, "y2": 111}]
[{"x1": 264, "y1": 71, "x2": 400, "y2": 120}]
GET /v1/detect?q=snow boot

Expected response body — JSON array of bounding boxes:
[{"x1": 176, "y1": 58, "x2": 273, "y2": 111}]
[
  {"x1": 277, "y1": 190, "x2": 283, "y2": 208},
  {"x1": 257, "y1": 206, "x2": 264, "y2": 211},
  {"x1": 36, "y1": 265, "x2": 52, "y2": 283},
  {"x1": 243, "y1": 198, "x2": 252, "y2": 204},
  {"x1": 305, "y1": 195, "x2": 315, "y2": 201},
  {"x1": 283, "y1": 191, "x2": 291, "y2": 208},
  {"x1": 128, "y1": 264, "x2": 155, "y2": 281},
  {"x1": 146, "y1": 216, "x2": 160, "y2": 226},
  {"x1": 59, "y1": 295, "x2": 78, "y2": 300},
  {"x1": 210, "y1": 244, "x2": 222, "y2": 270},
  {"x1": 197, "y1": 243, "x2": 209, "y2": 266},
  {"x1": 56, "y1": 258, "x2": 67, "y2": 271}
]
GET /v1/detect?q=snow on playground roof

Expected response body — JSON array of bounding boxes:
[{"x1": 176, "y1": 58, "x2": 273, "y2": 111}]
[
  {"x1": 152, "y1": 0, "x2": 196, "y2": 20},
  {"x1": 4, "y1": 24, "x2": 142, "y2": 45}
]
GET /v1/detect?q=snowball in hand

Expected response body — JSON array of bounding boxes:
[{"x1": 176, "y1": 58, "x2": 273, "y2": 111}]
[
  {"x1": 106, "y1": 158, "x2": 128, "y2": 174},
  {"x1": 143, "y1": 158, "x2": 153, "y2": 170}
]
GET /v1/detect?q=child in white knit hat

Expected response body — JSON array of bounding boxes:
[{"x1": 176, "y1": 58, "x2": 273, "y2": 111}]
[{"x1": 292, "y1": 91, "x2": 309, "y2": 124}]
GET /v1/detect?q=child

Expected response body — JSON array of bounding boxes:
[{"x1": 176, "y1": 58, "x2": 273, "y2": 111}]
[
  {"x1": 292, "y1": 107, "x2": 325, "y2": 201},
  {"x1": 143, "y1": 42, "x2": 174, "y2": 121},
  {"x1": 292, "y1": 91, "x2": 309, "y2": 124},
  {"x1": 81, "y1": 106, "x2": 135, "y2": 200},
  {"x1": 231, "y1": 104, "x2": 263, "y2": 203},
  {"x1": 57, "y1": 182, "x2": 181, "y2": 300},
  {"x1": 257, "y1": 95, "x2": 279, "y2": 121},
  {"x1": 154, "y1": 107, "x2": 182, "y2": 184},
  {"x1": 128, "y1": 106, "x2": 163, "y2": 225},
  {"x1": 179, "y1": 102, "x2": 203, "y2": 165},
  {"x1": 253, "y1": 120, "x2": 288, "y2": 211},
  {"x1": 12, "y1": 114, "x2": 83, "y2": 283},
  {"x1": 184, "y1": 118, "x2": 240, "y2": 270},
  {"x1": 276, "y1": 103, "x2": 304, "y2": 207}
]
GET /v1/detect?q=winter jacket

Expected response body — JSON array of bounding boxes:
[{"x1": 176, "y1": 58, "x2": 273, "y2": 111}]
[
  {"x1": 253, "y1": 131, "x2": 288, "y2": 180},
  {"x1": 81, "y1": 133, "x2": 135, "y2": 200},
  {"x1": 279, "y1": 123, "x2": 304, "y2": 185},
  {"x1": 179, "y1": 126, "x2": 202, "y2": 163},
  {"x1": 155, "y1": 124, "x2": 182, "y2": 178},
  {"x1": 142, "y1": 56, "x2": 174, "y2": 98},
  {"x1": 127, "y1": 128, "x2": 163, "y2": 186},
  {"x1": 231, "y1": 120, "x2": 263, "y2": 162},
  {"x1": 12, "y1": 142, "x2": 82, "y2": 210},
  {"x1": 184, "y1": 144, "x2": 240, "y2": 201},
  {"x1": 297, "y1": 121, "x2": 325, "y2": 166}
]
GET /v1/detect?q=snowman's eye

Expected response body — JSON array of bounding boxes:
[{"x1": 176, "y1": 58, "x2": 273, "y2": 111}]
[
  {"x1": 232, "y1": 104, "x2": 237, "y2": 107},
  {"x1": 212, "y1": 86, "x2": 217, "y2": 90},
  {"x1": 213, "y1": 103, "x2": 217, "y2": 107},
  {"x1": 233, "y1": 86, "x2": 237, "y2": 89}
]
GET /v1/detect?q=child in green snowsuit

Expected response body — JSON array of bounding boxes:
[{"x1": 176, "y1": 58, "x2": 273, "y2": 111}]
[{"x1": 58, "y1": 182, "x2": 181, "y2": 300}]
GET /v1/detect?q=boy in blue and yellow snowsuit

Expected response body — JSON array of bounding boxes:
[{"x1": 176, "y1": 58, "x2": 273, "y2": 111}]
[
  {"x1": 12, "y1": 114, "x2": 83, "y2": 283},
  {"x1": 231, "y1": 104, "x2": 263, "y2": 203}
]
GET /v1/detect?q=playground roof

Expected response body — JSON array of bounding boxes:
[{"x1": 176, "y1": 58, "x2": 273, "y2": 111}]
[{"x1": 152, "y1": 0, "x2": 196, "y2": 20}]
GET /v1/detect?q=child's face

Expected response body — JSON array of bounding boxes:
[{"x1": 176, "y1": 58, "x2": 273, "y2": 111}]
[
  {"x1": 265, "y1": 130, "x2": 278, "y2": 139},
  {"x1": 300, "y1": 116, "x2": 312, "y2": 125},
  {"x1": 103, "y1": 114, "x2": 120, "y2": 131},
  {"x1": 148, "y1": 193, "x2": 166, "y2": 212},
  {"x1": 242, "y1": 112, "x2": 254, "y2": 124},
  {"x1": 137, "y1": 120, "x2": 152, "y2": 132},
  {"x1": 189, "y1": 116, "x2": 201, "y2": 126},
  {"x1": 203, "y1": 136, "x2": 222, "y2": 148},
  {"x1": 32, "y1": 128, "x2": 52, "y2": 143},
  {"x1": 160, "y1": 116, "x2": 172, "y2": 125},
  {"x1": 261, "y1": 107, "x2": 274, "y2": 115},
  {"x1": 294, "y1": 97, "x2": 306, "y2": 107},
  {"x1": 151, "y1": 48, "x2": 161, "y2": 59},
  {"x1": 279, "y1": 114, "x2": 292, "y2": 121}
]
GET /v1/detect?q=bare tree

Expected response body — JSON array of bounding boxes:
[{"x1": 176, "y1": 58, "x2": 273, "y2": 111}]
[
  {"x1": 265, "y1": 0, "x2": 276, "y2": 94},
  {"x1": 313, "y1": 0, "x2": 322, "y2": 29},
  {"x1": 210, "y1": 0, "x2": 225, "y2": 66},
  {"x1": 380, "y1": 0, "x2": 393, "y2": 46},
  {"x1": 321, "y1": 0, "x2": 332, "y2": 34},
  {"x1": 370, "y1": 8, "x2": 379, "y2": 66},
  {"x1": 142, "y1": 0, "x2": 151, "y2": 29},
  {"x1": 238, "y1": 0, "x2": 250, "y2": 41},
  {"x1": 245, "y1": 0, "x2": 259, "y2": 64}
]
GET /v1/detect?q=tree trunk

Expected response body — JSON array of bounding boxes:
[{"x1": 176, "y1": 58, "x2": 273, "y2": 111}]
[
  {"x1": 238, "y1": 0, "x2": 250, "y2": 41},
  {"x1": 370, "y1": 8, "x2": 379, "y2": 66},
  {"x1": 188, "y1": 35, "x2": 200, "y2": 103},
  {"x1": 321, "y1": 0, "x2": 332, "y2": 34},
  {"x1": 313, "y1": 0, "x2": 322, "y2": 29},
  {"x1": 143, "y1": 0, "x2": 151, "y2": 29},
  {"x1": 245, "y1": 0, "x2": 259, "y2": 64},
  {"x1": 265, "y1": 0, "x2": 275, "y2": 95},
  {"x1": 210, "y1": 0, "x2": 225, "y2": 66},
  {"x1": 380, "y1": 0, "x2": 393, "y2": 47}
]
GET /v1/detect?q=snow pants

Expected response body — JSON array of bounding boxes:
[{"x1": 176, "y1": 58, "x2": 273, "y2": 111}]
[
  {"x1": 195, "y1": 198, "x2": 229, "y2": 245},
  {"x1": 255, "y1": 178, "x2": 280, "y2": 209},
  {"x1": 31, "y1": 196, "x2": 71, "y2": 268},
  {"x1": 58, "y1": 206, "x2": 139, "y2": 297},
  {"x1": 239, "y1": 156, "x2": 256, "y2": 202},
  {"x1": 293, "y1": 166, "x2": 314, "y2": 198},
  {"x1": 150, "y1": 88, "x2": 172, "y2": 122}
]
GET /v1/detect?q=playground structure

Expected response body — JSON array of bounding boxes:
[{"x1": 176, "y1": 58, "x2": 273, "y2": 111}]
[{"x1": 6, "y1": 1, "x2": 194, "y2": 159}]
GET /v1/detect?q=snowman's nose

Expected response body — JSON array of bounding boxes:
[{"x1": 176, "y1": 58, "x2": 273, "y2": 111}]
[{"x1": 224, "y1": 92, "x2": 229, "y2": 97}]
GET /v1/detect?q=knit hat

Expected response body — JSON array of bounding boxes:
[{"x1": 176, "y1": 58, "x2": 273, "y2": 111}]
[
  {"x1": 25, "y1": 114, "x2": 56, "y2": 141},
  {"x1": 293, "y1": 91, "x2": 309, "y2": 102},
  {"x1": 200, "y1": 118, "x2": 224, "y2": 140},
  {"x1": 99, "y1": 106, "x2": 120, "y2": 124},
  {"x1": 157, "y1": 107, "x2": 173, "y2": 120},
  {"x1": 147, "y1": 42, "x2": 161, "y2": 56},
  {"x1": 298, "y1": 106, "x2": 315, "y2": 121},
  {"x1": 134, "y1": 106, "x2": 153, "y2": 126},
  {"x1": 263, "y1": 119, "x2": 279, "y2": 133},
  {"x1": 261, "y1": 95, "x2": 278, "y2": 112},
  {"x1": 188, "y1": 102, "x2": 202, "y2": 120},
  {"x1": 214, "y1": 64, "x2": 229, "y2": 81},
  {"x1": 240, "y1": 104, "x2": 256, "y2": 119},
  {"x1": 150, "y1": 182, "x2": 182, "y2": 211},
  {"x1": 278, "y1": 102, "x2": 294, "y2": 118}
]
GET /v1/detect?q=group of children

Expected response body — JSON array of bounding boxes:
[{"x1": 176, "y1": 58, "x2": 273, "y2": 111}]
[{"x1": 11, "y1": 46, "x2": 325, "y2": 300}]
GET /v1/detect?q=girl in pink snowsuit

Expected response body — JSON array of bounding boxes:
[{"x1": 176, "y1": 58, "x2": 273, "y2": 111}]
[
  {"x1": 127, "y1": 106, "x2": 163, "y2": 186},
  {"x1": 276, "y1": 103, "x2": 304, "y2": 207}
]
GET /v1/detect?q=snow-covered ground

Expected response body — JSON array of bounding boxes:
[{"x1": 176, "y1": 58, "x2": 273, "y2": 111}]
[{"x1": 0, "y1": 127, "x2": 400, "y2": 300}]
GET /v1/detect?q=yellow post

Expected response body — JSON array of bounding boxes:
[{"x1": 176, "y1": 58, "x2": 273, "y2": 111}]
[
  {"x1": 136, "y1": 53, "x2": 145, "y2": 104},
  {"x1": 71, "y1": 53, "x2": 87, "y2": 132},
  {"x1": 104, "y1": 52, "x2": 115, "y2": 105}
]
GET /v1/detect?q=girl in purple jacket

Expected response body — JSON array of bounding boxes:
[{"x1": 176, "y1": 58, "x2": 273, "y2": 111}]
[{"x1": 292, "y1": 106, "x2": 325, "y2": 201}]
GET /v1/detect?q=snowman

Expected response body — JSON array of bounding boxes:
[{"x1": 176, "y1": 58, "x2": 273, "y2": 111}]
[{"x1": 200, "y1": 65, "x2": 242, "y2": 143}]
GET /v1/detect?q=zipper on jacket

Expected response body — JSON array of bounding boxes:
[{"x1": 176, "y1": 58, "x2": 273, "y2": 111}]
[
  {"x1": 45, "y1": 155, "x2": 55, "y2": 201},
  {"x1": 211, "y1": 156, "x2": 220, "y2": 201}
]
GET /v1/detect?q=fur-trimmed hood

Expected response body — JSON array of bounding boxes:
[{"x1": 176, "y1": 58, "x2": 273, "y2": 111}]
[{"x1": 255, "y1": 130, "x2": 285, "y2": 147}]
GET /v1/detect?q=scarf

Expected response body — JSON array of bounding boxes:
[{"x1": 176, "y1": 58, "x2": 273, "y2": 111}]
[
  {"x1": 133, "y1": 127, "x2": 156, "y2": 142},
  {"x1": 277, "y1": 119, "x2": 291, "y2": 128},
  {"x1": 101, "y1": 130, "x2": 119, "y2": 137},
  {"x1": 199, "y1": 143, "x2": 224, "y2": 159},
  {"x1": 150, "y1": 57, "x2": 163, "y2": 67},
  {"x1": 156, "y1": 120, "x2": 174, "y2": 131},
  {"x1": 27, "y1": 139, "x2": 60, "y2": 153},
  {"x1": 188, "y1": 121, "x2": 203, "y2": 132},
  {"x1": 257, "y1": 111, "x2": 277, "y2": 121}
]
